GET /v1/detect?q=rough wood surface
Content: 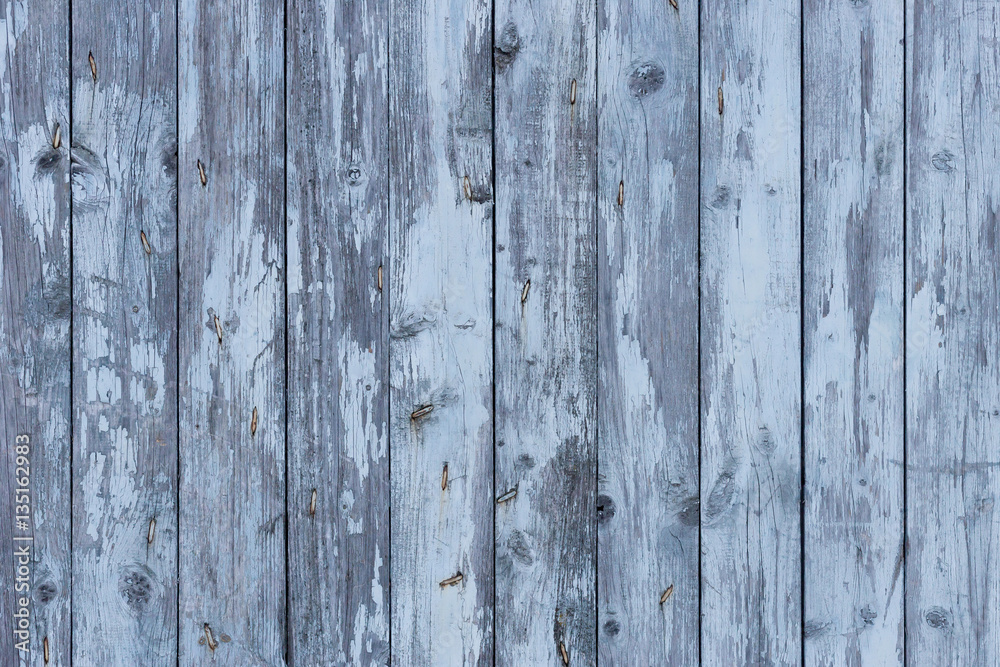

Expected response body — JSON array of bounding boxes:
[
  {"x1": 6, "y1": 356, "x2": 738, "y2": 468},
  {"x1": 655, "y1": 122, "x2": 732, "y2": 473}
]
[
  {"x1": 494, "y1": 0, "x2": 597, "y2": 664},
  {"x1": 596, "y1": 0, "x2": 699, "y2": 663},
  {"x1": 70, "y1": 2, "x2": 178, "y2": 662},
  {"x1": 699, "y1": 0, "x2": 802, "y2": 663},
  {"x1": 803, "y1": 0, "x2": 905, "y2": 665},
  {"x1": 906, "y1": 0, "x2": 1000, "y2": 663},
  {"x1": 286, "y1": 0, "x2": 389, "y2": 663},
  {"x1": 0, "y1": 2, "x2": 72, "y2": 663},
  {"x1": 176, "y1": 0, "x2": 285, "y2": 663},
  {"x1": 388, "y1": 0, "x2": 494, "y2": 663}
]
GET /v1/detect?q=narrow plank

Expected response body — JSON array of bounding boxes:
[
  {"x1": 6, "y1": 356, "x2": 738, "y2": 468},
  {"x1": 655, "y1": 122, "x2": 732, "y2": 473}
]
[
  {"x1": 596, "y1": 0, "x2": 699, "y2": 663},
  {"x1": 177, "y1": 0, "x2": 285, "y2": 662},
  {"x1": 0, "y1": 1, "x2": 71, "y2": 663},
  {"x1": 286, "y1": 0, "x2": 389, "y2": 663},
  {"x1": 699, "y1": 0, "x2": 802, "y2": 663},
  {"x1": 388, "y1": 0, "x2": 494, "y2": 661},
  {"x1": 906, "y1": 0, "x2": 1000, "y2": 663},
  {"x1": 803, "y1": 0, "x2": 905, "y2": 664},
  {"x1": 494, "y1": 0, "x2": 598, "y2": 662},
  {"x1": 70, "y1": 2, "x2": 178, "y2": 662}
]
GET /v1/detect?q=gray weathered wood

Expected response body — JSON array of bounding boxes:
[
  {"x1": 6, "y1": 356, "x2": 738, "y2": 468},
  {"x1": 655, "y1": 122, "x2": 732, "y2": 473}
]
[
  {"x1": 177, "y1": 0, "x2": 285, "y2": 663},
  {"x1": 387, "y1": 0, "x2": 494, "y2": 663},
  {"x1": 286, "y1": 0, "x2": 389, "y2": 663},
  {"x1": 0, "y1": 2, "x2": 71, "y2": 664},
  {"x1": 803, "y1": 1, "x2": 905, "y2": 664},
  {"x1": 70, "y1": 2, "x2": 178, "y2": 662},
  {"x1": 494, "y1": 0, "x2": 597, "y2": 663},
  {"x1": 596, "y1": 0, "x2": 699, "y2": 663},
  {"x1": 906, "y1": 1, "x2": 1000, "y2": 663},
  {"x1": 700, "y1": 0, "x2": 802, "y2": 663}
]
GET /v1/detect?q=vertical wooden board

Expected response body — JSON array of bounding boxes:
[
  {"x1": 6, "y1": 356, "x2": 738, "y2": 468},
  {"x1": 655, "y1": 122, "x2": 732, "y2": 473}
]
[
  {"x1": 494, "y1": 0, "x2": 597, "y2": 664},
  {"x1": 596, "y1": 0, "x2": 698, "y2": 663},
  {"x1": 388, "y1": 0, "x2": 493, "y2": 662},
  {"x1": 70, "y1": 1, "x2": 178, "y2": 662},
  {"x1": 177, "y1": 0, "x2": 285, "y2": 663},
  {"x1": 803, "y1": 1, "x2": 905, "y2": 665},
  {"x1": 906, "y1": 1, "x2": 1000, "y2": 663},
  {"x1": 286, "y1": 0, "x2": 389, "y2": 663},
  {"x1": 699, "y1": 0, "x2": 801, "y2": 663},
  {"x1": 0, "y1": 1, "x2": 71, "y2": 663}
]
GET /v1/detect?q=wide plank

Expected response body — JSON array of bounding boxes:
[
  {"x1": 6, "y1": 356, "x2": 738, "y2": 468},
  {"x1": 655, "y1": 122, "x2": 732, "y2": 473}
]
[
  {"x1": 802, "y1": 0, "x2": 905, "y2": 664},
  {"x1": 177, "y1": 0, "x2": 286, "y2": 663},
  {"x1": 0, "y1": 1, "x2": 71, "y2": 663},
  {"x1": 70, "y1": 2, "x2": 178, "y2": 662},
  {"x1": 596, "y1": 0, "x2": 699, "y2": 663},
  {"x1": 286, "y1": 0, "x2": 389, "y2": 663},
  {"x1": 494, "y1": 0, "x2": 598, "y2": 663},
  {"x1": 906, "y1": 0, "x2": 1000, "y2": 663},
  {"x1": 388, "y1": 0, "x2": 494, "y2": 663},
  {"x1": 700, "y1": 0, "x2": 802, "y2": 662}
]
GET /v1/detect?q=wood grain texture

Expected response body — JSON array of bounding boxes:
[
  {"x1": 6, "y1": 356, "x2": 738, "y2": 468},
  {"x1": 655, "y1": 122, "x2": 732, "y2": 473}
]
[
  {"x1": 388, "y1": 0, "x2": 494, "y2": 663},
  {"x1": 286, "y1": 0, "x2": 389, "y2": 663},
  {"x1": 70, "y1": 1, "x2": 178, "y2": 662},
  {"x1": 177, "y1": 0, "x2": 285, "y2": 663},
  {"x1": 803, "y1": 1, "x2": 905, "y2": 665},
  {"x1": 596, "y1": 0, "x2": 699, "y2": 663},
  {"x1": 906, "y1": 0, "x2": 1000, "y2": 663},
  {"x1": 699, "y1": 0, "x2": 802, "y2": 663},
  {"x1": 0, "y1": 1, "x2": 71, "y2": 663},
  {"x1": 494, "y1": 0, "x2": 597, "y2": 664}
]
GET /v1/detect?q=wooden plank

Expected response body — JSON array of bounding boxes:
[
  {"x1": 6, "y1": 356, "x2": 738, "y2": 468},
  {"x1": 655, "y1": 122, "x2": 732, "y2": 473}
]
[
  {"x1": 596, "y1": 0, "x2": 699, "y2": 663},
  {"x1": 176, "y1": 0, "x2": 285, "y2": 663},
  {"x1": 494, "y1": 0, "x2": 597, "y2": 663},
  {"x1": 0, "y1": 1, "x2": 71, "y2": 663},
  {"x1": 905, "y1": 1, "x2": 1000, "y2": 663},
  {"x1": 802, "y1": 0, "x2": 905, "y2": 664},
  {"x1": 286, "y1": 0, "x2": 389, "y2": 663},
  {"x1": 70, "y1": 2, "x2": 178, "y2": 662},
  {"x1": 699, "y1": 0, "x2": 802, "y2": 663},
  {"x1": 387, "y1": 0, "x2": 494, "y2": 662}
]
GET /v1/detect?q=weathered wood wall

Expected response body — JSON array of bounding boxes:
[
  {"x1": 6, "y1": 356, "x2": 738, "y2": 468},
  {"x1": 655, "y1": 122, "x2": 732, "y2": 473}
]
[{"x1": 2, "y1": 0, "x2": 998, "y2": 665}]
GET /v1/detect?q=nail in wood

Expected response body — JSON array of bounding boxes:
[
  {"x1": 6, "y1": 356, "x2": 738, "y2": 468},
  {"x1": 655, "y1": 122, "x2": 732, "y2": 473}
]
[
  {"x1": 147, "y1": 518, "x2": 156, "y2": 544},
  {"x1": 88, "y1": 52, "x2": 97, "y2": 81},
  {"x1": 197, "y1": 160, "x2": 207, "y2": 186},
  {"x1": 496, "y1": 486, "x2": 517, "y2": 504},
  {"x1": 214, "y1": 315, "x2": 223, "y2": 344},
  {"x1": 309, "y1": 489, "x2": 317, "y2": 516},
  {"x1": 439, "y1": 572, "x2": 463, "y2": 587},
  {"x1": 52, "y1": 123, "x2": 61, "y2": 149},
  {"x1": 411, "y1": 404, "x2": 433, "y2": 420},
  {"x1": 140, "y1": 230, "x2": 152, "y2": 255},
  {"x1": 521, "y1": 279, "x2": 531, "y2": 304},
  {"x1": 659, "y1": 584, "x2": 674, "y2": 604}
]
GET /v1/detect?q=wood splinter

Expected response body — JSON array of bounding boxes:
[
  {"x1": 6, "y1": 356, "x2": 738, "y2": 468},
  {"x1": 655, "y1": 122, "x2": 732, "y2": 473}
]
[
  {"x1": 659, "y1": 584, "x2": 674, "y2": 604},
  {"x1": 463, "y1": 175, "x2": 472, "y2": 200},
  {"x1": 669, "y1": 0, "x2": 678, "y2": 9},
  {"x1": 618, "y1": 180, "x2": 624, "y2": 207},
  {"x1": 521, "y1": 279, "x2": 531, "y2": 304},
  {"x1": 52, "y1": 123, "x2": 61, "y2": 149},
  {"x1": 140, "y1": 230, "x2": 152, "y2": 255},
  {"x1": 203, "y1": 623, "x2": 218, "y2": 651},
  {"x1": 309, "y1": 489, "x2": 317, "y2": 516},
  {"x1": 496, "y1": 486, "x2": 517, "y2": 504},
  {"x1": 43, "y1": 637, "x2": 49, "y2": 664},
  {"x1": 411, "y1": 404, "x2": 433, "y2": 420},
  {"x1": 570, "y1": 79, "x2": 577, "y2": 106},
  {"x1": 251, "y1": 407, "x2": 258, "y2": 436},
  {"x1": 197, "y1": 159, "x2": 207, "y2": 186},
  {"x1": 441, "y1": 463, "x2": 448, "y2": 490},
  {"x1": 147, "y1": 518, "x2": 156, "y2": 544},
  {"x1": 718, "y1": 87, "x2": 724, "y2": 115},
  {"x1": 439, "y1": 572, "x2": 463, "y2": 588},
  {"x1": 377, "y1": 265, "x2": 383, "y2": 292},
  {"x1": 214, "y1": 314, "x2": 223, "y2": 343},
  {"x1": 88, "y1": 51, "x2": 97, "y2": 81},
  {"x1": 560, "y1": 641, "x2": 569, "y2": 665}
]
